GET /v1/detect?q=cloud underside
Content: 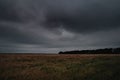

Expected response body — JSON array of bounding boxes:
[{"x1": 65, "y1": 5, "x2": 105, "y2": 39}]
[{"x1": 0, "y1": 0, "x2": 120, "y2": 53}]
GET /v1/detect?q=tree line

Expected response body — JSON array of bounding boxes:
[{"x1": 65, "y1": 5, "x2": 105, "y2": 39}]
[{"x1": 59, "y1": 47, "x2": 120, "y2": 54}]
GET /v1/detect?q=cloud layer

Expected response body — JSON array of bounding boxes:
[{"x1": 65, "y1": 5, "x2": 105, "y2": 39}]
[{"x1": 0, "y1": 0, "x2": 120, "y2": 53}]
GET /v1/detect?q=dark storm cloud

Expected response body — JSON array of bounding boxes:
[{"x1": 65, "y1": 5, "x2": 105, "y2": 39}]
[
  {"x1": 0, "y1": 0, "x2": 120, "y2": 53},
  {"x1": 45, "y1": 0, "x2": 120, "y2": 33},
  {"x1": 0, "y1": 0, "x2": 20, "y2": 22},
  {"x1": 1, "y1": 0, "x2": 120, "y2": 33},
  {"x1": 0, "y1": 22, "x2": 52, "y2": 45}
]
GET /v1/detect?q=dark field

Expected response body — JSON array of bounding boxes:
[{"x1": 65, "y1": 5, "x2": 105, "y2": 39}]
[{"x1": 0, "y1": 54, "x2": 120, "y2": 80}]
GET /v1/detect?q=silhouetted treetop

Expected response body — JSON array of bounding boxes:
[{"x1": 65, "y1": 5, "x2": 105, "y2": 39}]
[{"x1": 59, "y1": 47, "x2": 120, "y2": 54}]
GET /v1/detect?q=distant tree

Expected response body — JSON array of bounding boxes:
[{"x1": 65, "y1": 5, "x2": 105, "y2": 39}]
[
  {"x1": 58, "y1": 47, "x2": 120, "y2": 54},
  {"x1": 59, "y1": 51, "x2": 63, "y2": 54}
]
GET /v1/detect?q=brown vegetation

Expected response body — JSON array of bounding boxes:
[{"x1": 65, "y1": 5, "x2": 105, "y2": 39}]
[{"x1": 0, "y1": 54, "x2": 120, "y2": 80}]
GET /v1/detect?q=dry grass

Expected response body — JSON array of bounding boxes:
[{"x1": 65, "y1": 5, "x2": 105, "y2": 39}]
[{"x1": 0, "y1": 54, "x2": 120, "y2": 80}]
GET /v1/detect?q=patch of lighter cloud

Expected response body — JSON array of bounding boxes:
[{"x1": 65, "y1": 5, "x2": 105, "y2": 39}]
[
  {"x1": 46, "y1": 28, "x2": 76, "y2": 41},
  {"x1": 60, "y1": 28, "x2": 75, "y2": 38}
]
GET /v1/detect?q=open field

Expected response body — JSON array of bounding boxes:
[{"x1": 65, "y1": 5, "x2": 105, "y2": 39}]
[{"x1": 0, "y1": 54, "x2": 120, "y2": 80}]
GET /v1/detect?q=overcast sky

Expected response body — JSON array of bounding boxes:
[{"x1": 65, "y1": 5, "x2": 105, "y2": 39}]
[{"x1": 0, "y1": 0, "x2": 120, "y2": 53}]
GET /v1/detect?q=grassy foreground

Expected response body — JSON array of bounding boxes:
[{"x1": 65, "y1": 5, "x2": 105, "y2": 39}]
[{"x1": 0, "y1": 54, "x2": 120, "y2": 80}]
